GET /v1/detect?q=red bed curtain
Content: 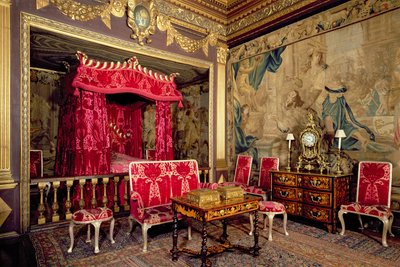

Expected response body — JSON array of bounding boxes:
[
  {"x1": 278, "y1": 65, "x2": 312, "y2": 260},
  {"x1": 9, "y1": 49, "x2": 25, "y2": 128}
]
[
  {"x1": 107, "y1": 102, "x2": 143, "y2": 158},
  {"x1": 155, "y1": 101, "x2": 174, "y2": 160},
  {"x1": 55, "y1": 79, "x2": 111, "y2": 176}
]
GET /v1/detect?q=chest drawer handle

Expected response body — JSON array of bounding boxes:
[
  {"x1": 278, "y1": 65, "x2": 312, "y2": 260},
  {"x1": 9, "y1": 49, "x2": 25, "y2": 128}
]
[
  {"x1": 279, "y1": 190, "x2": 289, "y2": 197},
  {"x1": 310, "y1": 179, "x2": 321, "y2": 187},
  {"x1": 310, "y1": 195, "x2": 322, "y2": 203},
  {"x1": 309, "y1": 210, "x2": 321, "y2": 218},
  {"x1": 279, "y1": 177, "x2": 288, "y2": 183}
]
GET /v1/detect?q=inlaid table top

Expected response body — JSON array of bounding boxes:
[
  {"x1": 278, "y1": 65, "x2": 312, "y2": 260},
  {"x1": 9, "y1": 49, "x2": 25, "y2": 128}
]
[{"x1": 171, "y1": 194, "x2": 261, "y2": 222}]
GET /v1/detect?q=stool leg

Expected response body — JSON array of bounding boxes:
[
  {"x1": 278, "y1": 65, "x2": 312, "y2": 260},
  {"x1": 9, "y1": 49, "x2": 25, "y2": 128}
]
[
  {"x1": 283, "y1": 212, "x2": 289, "y2": 236},
  {"x1": 67, "y1": 221, "x2": 75, "y2": 253},
  {"x1": 86, "y1": 224, "x2": 91, "y2": 243},
  {"x1": 267, "y1": 213, "x2": 275, "y2": 241},
  {"x1": 249, "y1": 213, "x2": 254, "y2": 235},
  {"x1": 92, "y1": 221, "x2": 101, "y2": 253},
  {"x1": 263, "y1": 213, "x2": 268, "y2": 230},
  {"x1": 187, "y1": 218, "x2": 192, "y2": 240},
  {"x1": 110, "y1": 218, "x2": 116, "y2": 244}
]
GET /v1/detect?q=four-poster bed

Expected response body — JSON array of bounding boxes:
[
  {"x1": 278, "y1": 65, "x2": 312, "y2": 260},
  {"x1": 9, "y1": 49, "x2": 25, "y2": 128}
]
[
  {"x1": 51, "y1": 52, "x2": 183, "y2": 210},
  {"x1": 55, "y1": 51, "x2": 183, "y2": 177}
]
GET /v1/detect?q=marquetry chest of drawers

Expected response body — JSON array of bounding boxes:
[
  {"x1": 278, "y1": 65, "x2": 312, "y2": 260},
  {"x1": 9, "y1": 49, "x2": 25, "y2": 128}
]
[{"x1": 270, "y1": 170, "x2": 351, "y2": 233}]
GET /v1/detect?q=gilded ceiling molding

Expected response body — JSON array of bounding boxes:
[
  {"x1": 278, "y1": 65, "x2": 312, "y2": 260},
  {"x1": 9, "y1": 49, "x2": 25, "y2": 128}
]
[
  {"x1": 229, "y1": 0, "x2": 400, "y2": 62},
  {"x1": 226, "y1": 0, "x2": 312, "y2": 36},
  {"x1": 36, "y1": 0, "x2": 224, "y2": 52},
  {"x1": 157, "y1": 15, "x2": 218, "y2": 56},
  {"x1": 0, "y1": 0, "x2": 12, "y2": 183},
  {"x1": 155, "y1": 0, "x2": 226, "y2": 36},
  {"x1": 36, "y1": 0, "x2": 126, "y2": 29}
]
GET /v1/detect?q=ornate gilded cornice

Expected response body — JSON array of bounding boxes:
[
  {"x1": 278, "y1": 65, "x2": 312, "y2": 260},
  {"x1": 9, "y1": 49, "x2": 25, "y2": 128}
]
[
  {"x1": 36, "y1": 0, "x2": 223, "y2": 54},
  {"x1": 226, "y1": 0, "x2": 313, "y2": 37},
  {"x1": 229, "y1": 0, "x2": 400, "y2": 62},
  {"x1": 155, "y1": 0, "x2": 226, "y2": 36}
]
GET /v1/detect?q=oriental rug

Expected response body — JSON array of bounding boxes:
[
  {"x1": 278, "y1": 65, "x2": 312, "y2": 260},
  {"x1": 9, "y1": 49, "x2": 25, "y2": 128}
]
[{"x1": 30, "y1": 215, "x2": 400, "y2": 267}]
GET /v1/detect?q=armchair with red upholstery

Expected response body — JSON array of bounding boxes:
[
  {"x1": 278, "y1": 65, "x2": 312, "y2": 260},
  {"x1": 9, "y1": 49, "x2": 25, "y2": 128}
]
[
  {"x1": 128, "y1": 159, "x2": 217, "y2": 252},
  {"x1": 338, "y1": 161, "x2": 394, "y2": 247}
]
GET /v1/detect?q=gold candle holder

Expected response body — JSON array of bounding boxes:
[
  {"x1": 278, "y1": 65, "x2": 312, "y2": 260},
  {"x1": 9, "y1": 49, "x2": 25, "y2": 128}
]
[
  {"x1": 286, "y1": 133, "x2": 294, "y2": 171},
  {"x1": 335, "y1": 129, "x2": 346, "y2": 174}
]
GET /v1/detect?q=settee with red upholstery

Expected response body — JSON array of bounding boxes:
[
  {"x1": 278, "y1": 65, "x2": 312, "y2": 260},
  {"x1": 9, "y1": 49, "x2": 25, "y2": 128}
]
[{"x1": 128, "y1": 159, "x2": 217, "y2": 252}]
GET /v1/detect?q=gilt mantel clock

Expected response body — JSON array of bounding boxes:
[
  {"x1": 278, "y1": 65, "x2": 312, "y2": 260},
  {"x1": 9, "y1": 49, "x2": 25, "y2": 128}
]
[{"x1": 297, "y1": 112, "x2": 327, "y2": 172}]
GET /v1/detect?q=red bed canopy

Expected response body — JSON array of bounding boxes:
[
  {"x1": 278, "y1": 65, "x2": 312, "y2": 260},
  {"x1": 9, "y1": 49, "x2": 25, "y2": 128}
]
[
  {"x1": 55, "y1": 52, "x2": 182, "y2": 176},
  {"x1": 72, "y1": 51, "x2": 183, "y2": 102}
]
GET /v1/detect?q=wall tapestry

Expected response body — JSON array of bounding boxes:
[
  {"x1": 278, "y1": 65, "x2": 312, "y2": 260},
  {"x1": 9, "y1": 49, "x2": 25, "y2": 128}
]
[
  {"x1": 172, "y1": 82, "x2": 209, "y2": 167},
  {"x1": 229, "y1": 6, "x2": 400, "y2": 185},
  {"x1": 30, "y1": 69, "x2": 65, "y2": 176}
]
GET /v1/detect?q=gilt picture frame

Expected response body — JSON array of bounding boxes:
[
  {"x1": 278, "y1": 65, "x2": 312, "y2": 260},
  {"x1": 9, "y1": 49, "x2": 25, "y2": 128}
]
[{"x1": 127, "y1": 0, "x2": 157, "y2": 45}]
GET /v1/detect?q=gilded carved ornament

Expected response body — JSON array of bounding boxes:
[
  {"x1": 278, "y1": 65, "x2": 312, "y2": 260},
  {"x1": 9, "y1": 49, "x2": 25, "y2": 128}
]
[
  {"x1": 217, "y1": 46, "x2": 228, "y2": 64},
  {"x1": 229, "y1": 0, "x2": 400, "y2": 62},
  {"x1": 127, "y1": 0, "x2": 157, "y2": 45},
  {"x1": 157, "y1": 14, "x2": 218, "y2": 56},
  {"x1": 35, "y1": 0, "x2": 220, "y2": 54}
]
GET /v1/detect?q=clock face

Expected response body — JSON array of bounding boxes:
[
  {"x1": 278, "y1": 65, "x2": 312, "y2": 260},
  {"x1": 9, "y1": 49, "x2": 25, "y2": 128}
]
[{"x1": 302, "y1": 132, "x2": 316, "y2": 147}]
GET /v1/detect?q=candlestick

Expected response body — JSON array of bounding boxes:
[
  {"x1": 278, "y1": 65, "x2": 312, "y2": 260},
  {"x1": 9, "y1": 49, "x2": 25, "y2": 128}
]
[
  {"x1": 334, "y1": 129, "x2": 346, "y2": 174},
  {"x1": 286, "y1": 133, "x2": 295, "y2": 171}
]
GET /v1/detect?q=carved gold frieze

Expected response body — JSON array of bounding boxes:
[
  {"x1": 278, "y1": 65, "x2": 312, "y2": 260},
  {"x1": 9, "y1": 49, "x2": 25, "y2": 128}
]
[
  {"x1": 157, "y1": 14, "x2": 218, "y2": 56},
  {"x1": 35, "y1": 0, "x2": 222, "y2": 53},
  {"x1": 226, "y1": 0, "x2": 309, "y2": 36},
  {"x1": 229, "y1": 0, "x2": 400, "y2": 62},
  {"x1": 36, "y1": 0, "x2": 126, "y2": 29},
  {"x1": 154, "y1": 0, "x2": 226, "y2": 36}
]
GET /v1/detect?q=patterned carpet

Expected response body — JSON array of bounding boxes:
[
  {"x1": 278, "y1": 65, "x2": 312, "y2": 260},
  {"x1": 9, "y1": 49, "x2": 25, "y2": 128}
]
[{"x1": 30, "y1": 215, "x2": 400, "y2": 267}]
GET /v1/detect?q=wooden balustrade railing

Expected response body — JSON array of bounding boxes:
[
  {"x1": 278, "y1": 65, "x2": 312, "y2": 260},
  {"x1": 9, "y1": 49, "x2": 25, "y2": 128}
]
[
  {"x1": 30, "y1": 166, "x2": 211, "y2": 226},
  {"x1": 30, "y1": 174, "x2": 129, "y2": 226}
]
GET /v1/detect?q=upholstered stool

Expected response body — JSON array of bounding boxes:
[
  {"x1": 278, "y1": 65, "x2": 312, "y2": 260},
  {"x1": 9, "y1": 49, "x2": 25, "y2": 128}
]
[
  {"x1": 68, "y1": 207, "x2": 115, "y2": 254},
  {"x1": 249, "y1": 201, "x2": 289, "y2": 241}
]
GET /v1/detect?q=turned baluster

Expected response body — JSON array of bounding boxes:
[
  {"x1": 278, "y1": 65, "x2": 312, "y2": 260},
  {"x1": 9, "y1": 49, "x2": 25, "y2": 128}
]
[
  {"x1": 37, "y1": 182, "x2": 46, "y2": 225},
  {"x1": 124, "y1": 175, "x2": 130, "y2": 211},
  {"x1": 65, "y1": 180, "x2": 73, "y2": 220},
  {"x1": 91, "y1": 178, "x2": 98, "y2": 208},
  {"x1": 102, "y1": 177, "x2": 109, "y2": 207},
  {"x1": 204, "y1": 169, "x2": 209, "y2": 183},
  {"x1": 52, "y1": 181, "x2": 60, "y2": 222},
  {"x1": 113, "y1": 176, "x2": 120, "y2": 212},
  {"x1": 79, "y1": 179, "x2": 85, "y2": 209}
]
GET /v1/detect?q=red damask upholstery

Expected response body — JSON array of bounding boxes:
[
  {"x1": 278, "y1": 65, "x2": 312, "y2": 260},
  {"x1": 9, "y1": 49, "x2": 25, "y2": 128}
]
[
  {"x1": 72, "y1": 207, "x2": 113, "y2": 223},
  {"x1": 170, "y1": 160, "x2": 200, "y2": 197},
  {"x1": 249, "y1": 200, "x2": 288, "y2": 241},
  {"x1": 338, "y1": 161, "x2": 394, "y2": 247},
  {"x1": 246, "y1": 157, "x2": 279, "y2": 200},
  {"x1": 259, "y1": 201, "x2": 285, "y2": 213},
  {"x1": 221, "y1": 154, "x2": 253, "y2": 188},
  {"x1": 128, "y1": 159, "x2": 215, "y2": 252}
]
